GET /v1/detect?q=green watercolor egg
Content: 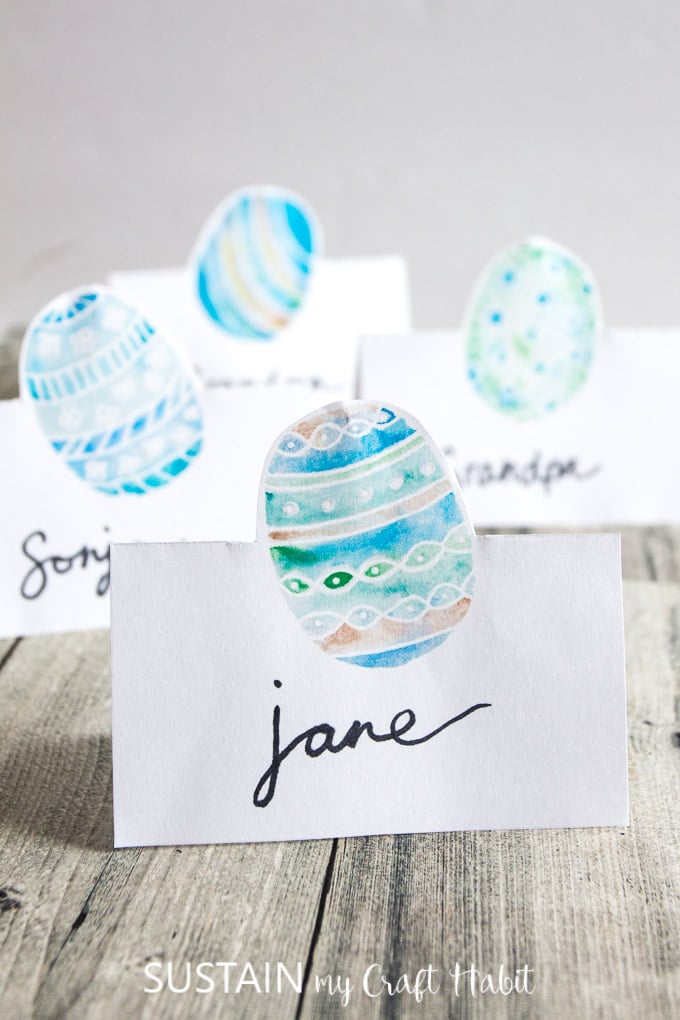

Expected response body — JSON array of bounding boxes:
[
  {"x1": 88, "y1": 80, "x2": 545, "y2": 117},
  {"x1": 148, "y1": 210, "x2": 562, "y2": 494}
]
[
  {"x1": 464, "y1": 237, "x2": 603, "y2": 421},
  {"x1": 262, "y1": 401, "x2": 475, "y2": 669}
]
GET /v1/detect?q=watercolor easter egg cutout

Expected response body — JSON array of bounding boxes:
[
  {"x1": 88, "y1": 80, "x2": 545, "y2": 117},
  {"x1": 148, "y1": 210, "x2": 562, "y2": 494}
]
[
  {"x1": 20, "y1": 285, "x2": 204, "y2": 495},
  {"x1": 463, "y1": 237, "x2": 603, "y2": 421},
  {"x1": 261, "y1": 401, "x2": 475, "y2": 668},
  {"x1": 192, "y1": 185, "x2": 322, "y2": 340}
]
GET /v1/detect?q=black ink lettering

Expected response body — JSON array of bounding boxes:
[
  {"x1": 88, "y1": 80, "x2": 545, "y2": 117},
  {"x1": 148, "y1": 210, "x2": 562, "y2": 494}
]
[
  {"x1": 253, "y1": 701, "x2": 492, "y2": 808},
  {"x1": 206, "y1": 372, "x2": 328, "y2": 390},
  {"x1": 304, "y1": 725, "x2": 336, "y2": 757},
  {"x1": 334, "y1": 718, "x2": 386, "y2": 750},
  {"x1": 390, "y1": 703, "x2": 493, "y2": 745},
  {"x1": 447, "y1": 450, "x2": 601, "y2": 492},
  {"x1": 19, "y1": 529, "x2": 111, "y2": 600},
  {"x1": 20, "y1": 531, "x2": 49, "y2": 599},
  {"x1": 89, "y1": 544, "x2": 111, "y2": 595}
]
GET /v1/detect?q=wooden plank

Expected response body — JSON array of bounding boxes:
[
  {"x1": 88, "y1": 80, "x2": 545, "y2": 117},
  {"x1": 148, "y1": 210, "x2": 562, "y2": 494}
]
[
  {"x1": 0, "y1": 639, "x2": 20, "y2": 671},
  {"x1": 0, "y1": 631, "x2": 332, "y2": 1019},
  {"x1": 0, "y1": 631, "x2": 114, "y2": 1017},
  {"x1": 0, "y1": 328, "x2": 20, "y2": 401},
  {"x1": 609, "y1": 526, "x2": 680, "y2": 582},
  {"x1": 32, "y1": 839, "x2": 333, "y2": 1019},
  {"x1": 298, "y1": 580, "x2": 680, "y2": 1019},
  {"x1": 636, "y1": 526, "x2": 680, "y2": 583}
]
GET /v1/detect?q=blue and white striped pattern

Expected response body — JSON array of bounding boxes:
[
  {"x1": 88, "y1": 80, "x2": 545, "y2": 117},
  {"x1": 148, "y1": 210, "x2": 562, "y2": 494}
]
[
  {"x1": 263, "y1": 401, "x2": 475, "y2": 669},
  {"x1": 193, "y1": 186, "x2": 321, "y2": 340},
  {"x1": 21, "y1": 287, "x2": 203, "y2": 495}
]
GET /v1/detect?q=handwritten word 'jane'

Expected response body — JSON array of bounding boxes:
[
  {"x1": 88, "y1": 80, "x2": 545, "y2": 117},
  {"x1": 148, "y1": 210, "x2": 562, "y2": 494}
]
[
  {"x1": 253, "y1": 684, "x2": 491, "y2": 807},
  {"x1": 20, "y1": 529, "x2": 110, "y2": 600}
]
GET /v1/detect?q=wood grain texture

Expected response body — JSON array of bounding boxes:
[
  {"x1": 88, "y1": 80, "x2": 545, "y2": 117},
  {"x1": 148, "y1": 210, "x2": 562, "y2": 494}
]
[
  {"x1": 0, "y1": 529, "x2": 678, "y2": 1019},
  {"x1": 0, "y1": 630, "x2": 332, "y2": 1019},
  {"x1": 298, "y1": 580, "x2": 680, "y2": 1019},
  {"x1": 0, "y1": 632, "x2": 113, "y2": 1019},
  {"x1": 0, "y1": 328, "x2": 20, "y2": 400}
]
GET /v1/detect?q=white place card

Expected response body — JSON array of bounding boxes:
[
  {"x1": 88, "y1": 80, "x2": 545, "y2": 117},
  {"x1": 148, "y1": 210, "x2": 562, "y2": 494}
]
[
  {"x1": 358, "y1": 329, "x2": 679, "y2": 525},
  {"x1": 109, "y1": 256, "x2": 411, "y2": 388},
  {"x1": 0, "y1": 384, "x2": 346, "y2": 638},
  {"x1": 111, "y1": 534, "x2": 628, "y2": 846}
]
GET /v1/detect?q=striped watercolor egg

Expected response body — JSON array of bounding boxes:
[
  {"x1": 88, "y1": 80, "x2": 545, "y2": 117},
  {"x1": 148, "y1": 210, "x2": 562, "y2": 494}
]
[
  {"x1": 464, "y1": 237, "x2": 603, "y2": 421},
  {"x1": 262, "y1": 401, "x2": 474, "y2": 668},
  {"x1": 192, "y1": 185, "x2": 322, "y2": 340},
  {"x1": 20, "y1": 286, "x2": 203, "y2": 495}
]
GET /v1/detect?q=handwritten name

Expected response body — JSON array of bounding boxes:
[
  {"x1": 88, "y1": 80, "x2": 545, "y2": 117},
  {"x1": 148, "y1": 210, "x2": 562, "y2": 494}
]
[
  {"x1": 206, "y1": 372, "x2": 334, "y2": 390},
  {"x1": 443, "y1": 448, "x2": 600, "y2": 493},
  {"x1": 19, "y1": 529, "x2": 111, "y2": 600},
  {"x1": 253, "y1": 682, "x2": 491, "y2": 807}
]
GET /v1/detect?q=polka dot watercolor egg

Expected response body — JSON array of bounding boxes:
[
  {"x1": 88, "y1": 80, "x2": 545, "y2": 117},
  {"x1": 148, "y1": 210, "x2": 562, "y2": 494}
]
[
  {"x1": 261, "y1": 401, "x2": 474, "y2": 668},
  {"x1": 464, "y1": 237, "x2": 603, "y2": 421},
  {"x1": 192, "y1": 185, "x2": 322, "y2": 340},
  {"x1": 20, "y1": 285, "x2": 203, "y2": 495}
]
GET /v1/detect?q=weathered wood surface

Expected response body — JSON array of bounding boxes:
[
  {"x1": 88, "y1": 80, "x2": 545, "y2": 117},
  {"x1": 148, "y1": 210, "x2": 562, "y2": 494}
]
[
  {"x1": 0, "y1": 330, "x2": 20, "y2": 401},
  {"x1": 0, "y1": 529, "x2": 678, "y2": 1019},
  {"x1": 0, "y1": 633, "x2": 331, "y2": 1020}
]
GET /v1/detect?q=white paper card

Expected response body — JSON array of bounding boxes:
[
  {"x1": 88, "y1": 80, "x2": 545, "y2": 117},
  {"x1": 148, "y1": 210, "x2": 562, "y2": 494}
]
[
  {"x1": 111, "y1": 534, "x2": 628, "y2": 846},
  {"x1": 359, "y1": 329, "x2": 679, "y2": 525},
  {"x1": 0, "y1": 384, "x2": 346, "y2": 638},
  {"x1": 109, "y1": 257, "x2": 411, "y2": 388}
]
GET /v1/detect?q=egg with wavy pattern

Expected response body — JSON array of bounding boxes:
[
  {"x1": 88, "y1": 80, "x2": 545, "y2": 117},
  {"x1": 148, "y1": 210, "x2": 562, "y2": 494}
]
[
  {"x1": 20, "y1": 285, "x2": 203, "y2": 495},
  {"x1": 464, "y1": 237, "x2": 602, "y2": 421},
  {"x1": 193, "y1": 185, "x2": 322, "y2": 340},
  {"x1": 262, "y1": 401, "x2": 474, "y2": 668}
]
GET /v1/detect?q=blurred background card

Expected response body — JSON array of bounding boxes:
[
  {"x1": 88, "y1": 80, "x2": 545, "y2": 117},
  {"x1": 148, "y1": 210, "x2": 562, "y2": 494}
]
[
  {"x1": 109, "y1": 256, "x2": 411, "y2": 388},
  {"x1": 358, "y1": 329, "x2": 679, "y2": 526},
  {"x1": 0, "y1": 384, "x2": 339, "y2": 638}
]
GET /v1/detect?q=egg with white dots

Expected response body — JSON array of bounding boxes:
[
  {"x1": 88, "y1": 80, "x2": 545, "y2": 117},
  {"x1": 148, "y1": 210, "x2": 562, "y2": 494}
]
[
  {"x1": 261, "y1": 401, "x2": 475, "y2": 669},
  {"x1": 20, "y1": 285, "x2": 203, "y2": 495},
  {"x1": 463, "y1": 237, "x2": 603, "y2": 421},
  {"x1": 193, "y1": 185, "x2": 322, "y2": 340}
]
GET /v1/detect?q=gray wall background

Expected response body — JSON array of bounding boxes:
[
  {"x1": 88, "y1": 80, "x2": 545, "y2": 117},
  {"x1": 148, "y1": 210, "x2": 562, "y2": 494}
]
[{"x1": 2, "y1": 0, "x2": 679, "y2": 333}]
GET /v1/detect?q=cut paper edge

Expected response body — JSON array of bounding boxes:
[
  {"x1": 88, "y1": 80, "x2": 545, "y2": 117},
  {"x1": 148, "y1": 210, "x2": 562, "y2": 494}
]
[
  {"x1": 258, "y1": 399, "x2": 476, "y2": 668},
  {"x1": 461, "y1": 235, "x2": 605, "y2": 422}
]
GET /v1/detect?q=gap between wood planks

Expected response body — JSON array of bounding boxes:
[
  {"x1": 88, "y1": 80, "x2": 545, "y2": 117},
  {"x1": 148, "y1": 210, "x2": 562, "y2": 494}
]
[
  {"x1": 294, "y1": 838, "x2": 339, "y2": 1020},
  {"x1": 45, "y1": 851, "x2": 117, "y2": 976},
  {"x1": 0, "y1": 638, "x2": 22, "y2": 675}
]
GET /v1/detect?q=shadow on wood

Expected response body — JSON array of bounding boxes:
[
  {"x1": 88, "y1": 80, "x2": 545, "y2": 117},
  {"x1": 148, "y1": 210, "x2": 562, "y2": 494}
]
[{"x1": 0, "y1": 731, "x2": 112, "y2": 852}]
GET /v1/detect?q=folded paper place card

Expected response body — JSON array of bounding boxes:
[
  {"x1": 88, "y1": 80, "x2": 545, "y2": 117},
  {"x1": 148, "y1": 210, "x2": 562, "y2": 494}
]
[
  {"x1": 0, "y1": 382, "x2": 344, "y2": 639},
  {"x1": 358, "y1": 238, "x2": 677, "y2": 526},
  {"x1": 0, "y1": 282, "x2": 357, "y2": 639},
  {"x1": 111, "y1": 256, "x2": 410, "y2": 389},
  {"x1": 359, "y1": 329, "x2": 679, "y2": 526},
  {"x1": 111, "y1": 402, "x2": 628, "y2": 846},
  {"x1": 109, "y1": 184, "x2": 411, "y2": 389}
]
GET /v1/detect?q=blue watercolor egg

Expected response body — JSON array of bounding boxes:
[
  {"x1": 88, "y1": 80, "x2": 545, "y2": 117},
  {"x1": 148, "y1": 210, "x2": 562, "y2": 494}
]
[
  {"x1": 262, "y1": 401, "x2": 474, "y2": 668},
  {"x1": 20, "y1": 286, "x2": 203, "y2": 495},
  {"x1": 192, "y1": 185, "x2": 322, "y2": 340},
  {"x1": 464, "y1": 237, "x2": 603, "y2": 421}
]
